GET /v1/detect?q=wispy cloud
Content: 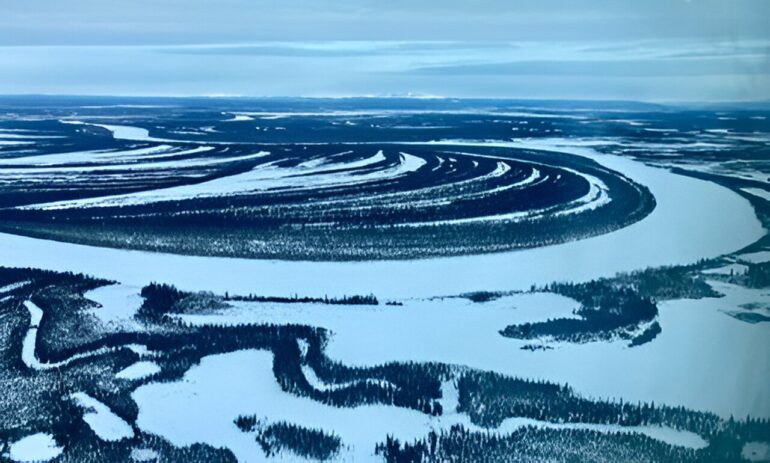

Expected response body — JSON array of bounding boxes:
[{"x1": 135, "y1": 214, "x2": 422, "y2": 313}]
[
  {"x1": 157, "y1": 41, "x2": 513, "y2": 58},
  {"x1": 1, "y1": 0, "x2": 769, "y2": 45},
  {"x1": 407, "y1": 57, "x2": 769, "y2": 78},
  {"x1": 0, "y1": 39, "x2": 767, "y2": 101}
]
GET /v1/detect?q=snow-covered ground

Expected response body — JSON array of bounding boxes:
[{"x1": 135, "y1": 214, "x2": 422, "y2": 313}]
[
  {"x1": 70, "y1": 392, "x2": 134, "y2": 441},
  {"x1": 301, "y1": 365, "x2": 394, "y2": 393},
  {"x1": 116, "y1": 361, "x2": 161, "y2": 380},
  {"x1": 0, "y1": 140, "x2": 762, "y2": 299},
  {"x1": 133, "y1": 349, "x2": 428, "y2": 462},
  {"x1": 432, "y1": 379, "x2": 706, "y2": 448},
  {"x1": 61, "y1": 121, "x2": 174, "y2": 143},
  {"x1": 21, "y1": 149, "x2": 426, "y2": 211},
  {"x1": 737, "y1": 251, "x2": 770, "y2": 264},
  {"x1": 743, "y1": 187, "x2": 770, "y2": 202},
  {"x1": 0, "y1": 144, "x2": 189, "y2": 166},
  {"x1": 22, "y1": 300, "x2": 43, "y2": 327},
  {"x1": 703, "y1": 263, "x2": 749, "y2": 275},
  {"x1": 175, "y1": 284, "x2": 770, "y2": 420},
  {"x1": 492, "y1": 419, "x2": 707, "y2": 450},
  {"x1": 84, "y1": 284, "x2": 143, "y2": 329},
  {"x1": 133, "y1": 349, "x2": 706, "y2": 463},
  {"x1": 21, "y1": 299, "x2": 150, "y2": 371},
  {"x1": 130, "y1": 448, "x2": 160, "y2": 462},
  {"x1": 657, "y1": 159, "x2": 770, "y2": 184},
  {"x1": 0, "y1": 281, "x2": 30, "y2": 294},
  {"x1": 2, "y1": 148, "x2": 259, "y2": 175},
  {"x1": 743, "y1": 441, "x2": 770, "y2": 462},
  {"x1": 7, "y1": 433, "x2": 62, "y2": 462},
  {"x1": 224, "y1": 114, "x2": 255, "y2": 122}
]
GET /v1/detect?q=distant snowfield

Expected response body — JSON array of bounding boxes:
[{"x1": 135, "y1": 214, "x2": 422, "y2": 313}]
[
  {"x1": 223, "y1": 113, "x2": 255, "y2": 122},
  {"x1": 0, "y1": 138, "x2": 762, "y2": 300},
  {"x1": 61, "y1": 120, "x2": 174, "y2": 143}
]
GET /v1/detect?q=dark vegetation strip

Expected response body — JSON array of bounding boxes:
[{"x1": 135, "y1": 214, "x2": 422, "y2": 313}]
[
  {"x1": 137, "y1": 282, "x2": 379, "y2": 322},
  {"x1": 235, "y1": 416, "x2": 342, "y2": 461},
  {"x1": 377, "y1": 425, "x2": 711, "y2": 463},
  {"x1": 499, "y1": 262, "x2": 720, "y2": 347},
  {"x1": 0, "y1": 142, "x2": 656, "y2": 260}
]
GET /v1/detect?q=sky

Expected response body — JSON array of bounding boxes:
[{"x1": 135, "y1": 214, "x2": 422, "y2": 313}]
[{"x1": 0, "y1": 0, "x2": 768, "y2": 101}]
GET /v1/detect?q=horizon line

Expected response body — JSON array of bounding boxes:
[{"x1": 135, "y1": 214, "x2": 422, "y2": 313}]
[{"x1": 1, "y1": 93, "x2": 770, "y2": 107}]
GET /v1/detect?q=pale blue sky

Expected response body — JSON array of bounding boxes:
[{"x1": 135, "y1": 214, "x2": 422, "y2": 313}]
[{"x1": 0, "y1": 0, "x2": 768, "y2": 101}]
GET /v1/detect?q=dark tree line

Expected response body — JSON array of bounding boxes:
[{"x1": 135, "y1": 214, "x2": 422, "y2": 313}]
[
  {"x1": 746, "y1": 261, "x2": 770, "y2": 288},
  {"x1": 377, "y1": 419, "x2": 770, "y2": 463},
  {"x1": 455, "y1": 368, "x2": 770, "y2": 449},
  {"x1": 610, "y1": 262, "x2": 721, "y2": 301},
  {"x1": 272, "y1": 336, "x2": 446, "y2": 416},
  {"x1": 138, "y1": 282, "x2": 380, "y2": 323},
  {"x1": 628, "y1": 321, "x2": 661, "y2": 347},
  {"x1": 137, "y1": 282, "x2": 185, "y2": 320},
  {"x1": 501, "y1": 279, "x2": 658, "y2": 346},
  {"x1": 228, "y1": 292, "x2": 379, "y2": 306},
  {"x1": 375, "y1": 425, "x2": 702, "y2": 463},
  {"x1": 501, "y1": 261, "x2": 724, "y2": 347},
  {"x1": 235, "y1": 415, "x2": 342, "y2": 461}
]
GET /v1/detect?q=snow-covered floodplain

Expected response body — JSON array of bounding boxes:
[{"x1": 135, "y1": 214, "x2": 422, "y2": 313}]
[
  {"x1": 116, "y1": 361, "x2": 161, "y2": 380},
  {"x1": 0, "y1": 140, "x2": 763, "y2": 299},
  {"x1": 70, "y1": 393, "x2": 134, "y2": 441},
  {"x1": 8, "y1": 433, "x2": 63, "y2": 462},
  {"x1": 132, "y1": 349, "x2": 707, "y2": 463},
  {"x1": 176, "y1": 284, "x2": 770, "y2": 420},
  {"x1": 84, "y1": 284, "x2": 143, "y2": 329}
]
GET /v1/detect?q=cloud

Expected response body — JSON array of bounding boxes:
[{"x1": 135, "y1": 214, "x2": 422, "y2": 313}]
[
  {"x1": 407, "y1": 57, "x2": 770, "y2": 78},
  {"x1": 158, "y1": 42, "x2": 513, "y2": 58},
  {"x1": 1, "y1": 0, "x2": 769, "y2": 45},
  {"x1": 0, "y1": 39, "x2": 767, "y2": 101}
]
